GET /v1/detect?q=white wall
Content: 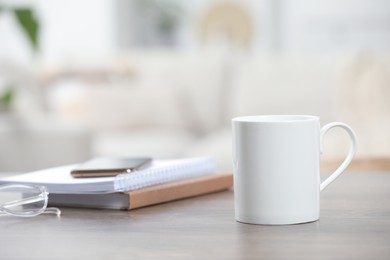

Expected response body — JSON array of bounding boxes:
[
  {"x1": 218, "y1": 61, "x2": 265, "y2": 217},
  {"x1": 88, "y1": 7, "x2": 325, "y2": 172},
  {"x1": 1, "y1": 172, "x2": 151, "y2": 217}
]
[
  {"x1": 36, "y1": 0, "x2": 116, "y2": 63},
  {"x1": 3, "y1": 0, "x2": 390, "y2": 64},
  {"x1": 280, "y1": 0, "x2": 390, "y2": 53}
]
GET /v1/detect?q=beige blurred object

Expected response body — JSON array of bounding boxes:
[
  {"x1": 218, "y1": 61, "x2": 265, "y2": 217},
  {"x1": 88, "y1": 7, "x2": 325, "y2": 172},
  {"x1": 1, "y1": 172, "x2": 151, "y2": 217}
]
[{"x1": 199, "y1": 2, "x2": 253, "y2": 48}]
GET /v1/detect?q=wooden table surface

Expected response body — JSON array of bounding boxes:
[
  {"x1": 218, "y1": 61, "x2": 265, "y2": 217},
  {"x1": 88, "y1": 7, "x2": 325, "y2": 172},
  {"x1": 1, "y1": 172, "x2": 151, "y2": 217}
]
[{"x1": 1, "y1": 172, "x2": 389, "y2": 259}]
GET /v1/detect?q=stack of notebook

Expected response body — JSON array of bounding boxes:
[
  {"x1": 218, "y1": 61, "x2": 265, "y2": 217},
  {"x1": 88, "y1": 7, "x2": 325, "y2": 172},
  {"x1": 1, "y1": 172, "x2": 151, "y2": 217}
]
[{"x1": 0, "y1": 157, "x2": 233, "y2": 210}]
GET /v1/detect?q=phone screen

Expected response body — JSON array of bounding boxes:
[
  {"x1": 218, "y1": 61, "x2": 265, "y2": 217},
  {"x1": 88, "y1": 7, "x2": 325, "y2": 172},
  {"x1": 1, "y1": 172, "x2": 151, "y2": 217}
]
[{"x1": 71, "y1": 157, "x2": 152, "y2": 178}]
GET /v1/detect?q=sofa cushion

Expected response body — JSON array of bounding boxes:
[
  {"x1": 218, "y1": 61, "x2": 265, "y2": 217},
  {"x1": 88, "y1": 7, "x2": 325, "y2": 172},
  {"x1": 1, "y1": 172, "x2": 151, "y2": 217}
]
[
  {"x1": 230, "y1": 54, "x2": 348, "y2": 124},
  {"x1": 124, "y1": 51, "x2": 226, "y2": 134},
  {"x1": 46, "y1": 78, "x2": 185, "y2": 131},
  {"x1": 82, "y1": 82, "x2": 184, "y2": 130},
  {"x1": 46, "y1": 51, "x2": 226, "y2": 134}
]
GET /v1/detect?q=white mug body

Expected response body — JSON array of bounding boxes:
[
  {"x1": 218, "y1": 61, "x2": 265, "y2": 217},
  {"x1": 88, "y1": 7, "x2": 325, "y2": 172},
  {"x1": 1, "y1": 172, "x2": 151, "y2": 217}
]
[{"x1": 232, "y1": 115, "x2": 321, "y2": 225}]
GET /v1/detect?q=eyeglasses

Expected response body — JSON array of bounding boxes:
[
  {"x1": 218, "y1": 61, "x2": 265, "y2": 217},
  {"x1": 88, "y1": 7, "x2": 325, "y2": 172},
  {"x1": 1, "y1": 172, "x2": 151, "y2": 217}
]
[{"x1": 0, "y1": 184, "x2": 61, "y2": 217}]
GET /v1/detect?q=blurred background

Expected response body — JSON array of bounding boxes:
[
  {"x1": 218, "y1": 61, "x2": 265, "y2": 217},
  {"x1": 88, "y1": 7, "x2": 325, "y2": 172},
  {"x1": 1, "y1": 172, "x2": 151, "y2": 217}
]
[{"x1": 0, "y1": 0, "x2": 389, "y2": 172}]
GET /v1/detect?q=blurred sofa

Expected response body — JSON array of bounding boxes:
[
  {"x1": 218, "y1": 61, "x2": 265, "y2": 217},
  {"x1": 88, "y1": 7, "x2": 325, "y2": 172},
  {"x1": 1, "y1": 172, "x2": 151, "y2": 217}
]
[{"x1": 2, "y1": 50, "x2": 389, "y2": 172}]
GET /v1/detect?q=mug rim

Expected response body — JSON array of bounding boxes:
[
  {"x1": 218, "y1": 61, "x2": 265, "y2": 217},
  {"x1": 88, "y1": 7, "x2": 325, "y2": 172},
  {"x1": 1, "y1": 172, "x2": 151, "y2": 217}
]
[{"x1": 232, "y1": 115, "x2": 319, "y2": 123}]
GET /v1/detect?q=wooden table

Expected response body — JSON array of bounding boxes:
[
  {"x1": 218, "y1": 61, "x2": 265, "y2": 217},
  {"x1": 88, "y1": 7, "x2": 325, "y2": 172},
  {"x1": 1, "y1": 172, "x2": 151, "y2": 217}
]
[{"x1": 1, "y1": 173, "x2": 389, "y2": 259}]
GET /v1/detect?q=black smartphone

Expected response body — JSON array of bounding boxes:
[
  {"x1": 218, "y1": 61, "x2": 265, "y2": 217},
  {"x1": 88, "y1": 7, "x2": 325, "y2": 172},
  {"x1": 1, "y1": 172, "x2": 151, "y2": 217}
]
[{"x1": 71, "y1": 157, "x2": 152, "y2": 178}]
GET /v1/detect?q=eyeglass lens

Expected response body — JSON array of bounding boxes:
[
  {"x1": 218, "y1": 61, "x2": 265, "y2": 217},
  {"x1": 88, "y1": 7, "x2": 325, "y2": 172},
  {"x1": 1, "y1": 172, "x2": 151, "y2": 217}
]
[{"x1": 0, "y1": 184, "x2": 60, "y2": 217}]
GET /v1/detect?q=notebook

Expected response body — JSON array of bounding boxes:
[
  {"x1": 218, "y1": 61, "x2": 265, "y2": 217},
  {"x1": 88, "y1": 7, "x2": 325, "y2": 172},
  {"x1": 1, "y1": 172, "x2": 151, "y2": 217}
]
[
  {"x1": 48, "y1": 173, "x2": 233, "y2": 210},
  {"x1": 0, "y1": 157, "x2": 215, "y2": 194}
]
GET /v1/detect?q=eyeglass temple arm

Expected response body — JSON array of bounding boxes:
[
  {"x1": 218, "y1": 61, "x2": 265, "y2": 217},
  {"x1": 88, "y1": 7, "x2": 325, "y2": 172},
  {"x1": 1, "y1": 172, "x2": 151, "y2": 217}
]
[
  {"x1": 41, "y1": 207, "x2": 61, "y2": 216},
  {"x1": 1, "y1": 194, "x2": 45, "y2": 209},
  {"x1": 1, "y1": 194, "x2": 61, "y2": 216}
]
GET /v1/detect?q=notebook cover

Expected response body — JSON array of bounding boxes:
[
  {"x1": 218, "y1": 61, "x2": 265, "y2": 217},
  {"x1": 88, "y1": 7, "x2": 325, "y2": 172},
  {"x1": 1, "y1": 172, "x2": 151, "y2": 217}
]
[{"x1": 49, "y1": 173, "x2": 233, "y2": 210}]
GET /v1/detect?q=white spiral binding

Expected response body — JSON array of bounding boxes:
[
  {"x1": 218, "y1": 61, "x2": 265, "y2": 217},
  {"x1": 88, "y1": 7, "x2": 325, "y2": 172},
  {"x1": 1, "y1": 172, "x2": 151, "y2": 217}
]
[{"x1": 114, "y1": 157, "x2": 216, "y2": 192}]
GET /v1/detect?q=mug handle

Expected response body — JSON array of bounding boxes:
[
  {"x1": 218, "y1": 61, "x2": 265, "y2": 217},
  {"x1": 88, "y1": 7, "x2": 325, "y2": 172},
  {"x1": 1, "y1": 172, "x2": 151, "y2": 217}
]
[{"x1": 320, "y1": 122, "x2": 357, "y2": 191}]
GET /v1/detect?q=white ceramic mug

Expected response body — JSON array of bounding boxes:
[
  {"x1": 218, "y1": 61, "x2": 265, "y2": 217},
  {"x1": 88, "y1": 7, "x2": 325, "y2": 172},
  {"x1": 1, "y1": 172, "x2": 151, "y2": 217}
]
[{"x1": 232, "y1": 115, "x2": 357, "y2": 225}]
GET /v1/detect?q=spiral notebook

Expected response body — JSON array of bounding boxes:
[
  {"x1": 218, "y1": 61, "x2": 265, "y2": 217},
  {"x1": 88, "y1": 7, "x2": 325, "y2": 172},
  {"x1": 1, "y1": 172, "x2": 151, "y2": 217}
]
[
  {"x1": 48, "y1": 173, "x2": 233, "y2": 210},
  {"x1": 0, "y1": 157, "x2": 216, "y2": 194}
]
